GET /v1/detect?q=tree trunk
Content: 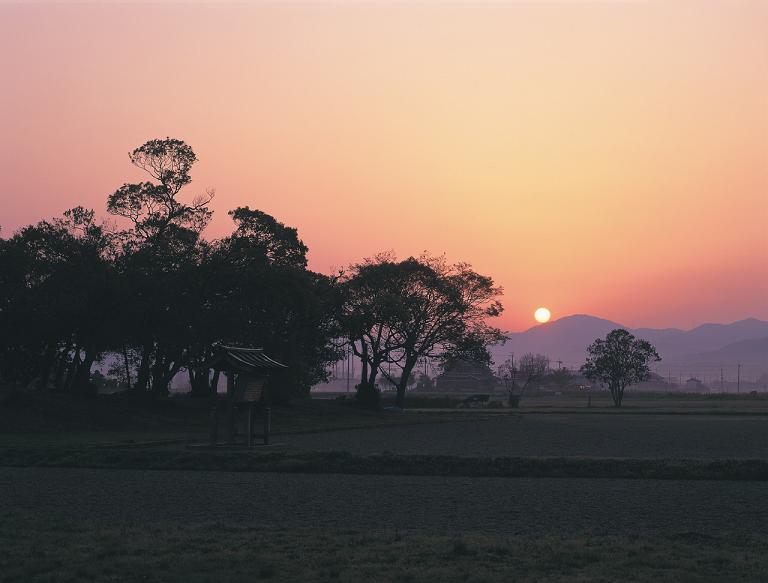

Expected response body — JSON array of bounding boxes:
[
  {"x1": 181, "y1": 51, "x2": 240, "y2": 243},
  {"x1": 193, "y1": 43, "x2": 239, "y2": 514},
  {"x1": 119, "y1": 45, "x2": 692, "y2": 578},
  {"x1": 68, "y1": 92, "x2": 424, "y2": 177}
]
[
  {"x1": 135, "y1": 341, "x2": 152, "y2": 392},
  {"x1": 188, "y1": 368, "x2": 199, "y2": 396},
  {"x1": 122, "y1": 344, "x2": 132, "y2": 388},
  {"x1": 152, "y1": 355, "x2": 181, "y2": 397},
  {"x1": 190, "y1": 367, "x2": 213, "y2": 398},
  {"x1": 36, "y1": 343, "x2": 56, "y2": 390},
  {"x1": 359, "y1": 341, "x2": 369, "y2": 386},
  {"x1": 209, "y1": 370, "x2": 220, "y2": 396},
  {"x1": 395, "y1": 360, "x2": 416, "y2": 409},
  {"x1": 367, "y1": 360, "x2": 379, "y2": 388},
  {"x1": 150, "y1": 345, "x2": 165, "y2": 395},
  {"x1": 63, "y1": 347, "x2": 81, "y2": 392},
  {"x1": 610, "y1": 382, "x2": 623, "y2": 407},
  {"x1": 71, "y1": 347, "x2": 97, "y2": 396},
  {"x1": 162, "y1": 363, "x2": 182, "y2": 396},
  {"x1": 52, "y1": 344, "x2": 72, "y2": 391}
]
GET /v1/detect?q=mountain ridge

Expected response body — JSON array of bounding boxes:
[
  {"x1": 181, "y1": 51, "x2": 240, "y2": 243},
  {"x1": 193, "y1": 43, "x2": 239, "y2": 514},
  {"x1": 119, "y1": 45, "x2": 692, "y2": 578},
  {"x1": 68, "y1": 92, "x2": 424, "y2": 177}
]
[{"x1": 492, "y1": 315, "x2": 768, "y2": 373}]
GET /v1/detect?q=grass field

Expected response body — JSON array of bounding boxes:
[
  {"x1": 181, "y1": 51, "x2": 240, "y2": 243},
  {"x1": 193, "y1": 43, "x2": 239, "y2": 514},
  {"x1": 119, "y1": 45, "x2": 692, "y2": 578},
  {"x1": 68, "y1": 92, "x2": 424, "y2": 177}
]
[
  {"x1": 4, "y1": 390, "x2": 768, "y2": 581},
  {"x1": 3, "y1": 467, "x2": 768, "y2": 582},
  {"x1": 377, "y1": 390, "x2": 768, "y2": 413},
  {"x1": 4, "y1": 516, "x2": 766, "y2": 582}
]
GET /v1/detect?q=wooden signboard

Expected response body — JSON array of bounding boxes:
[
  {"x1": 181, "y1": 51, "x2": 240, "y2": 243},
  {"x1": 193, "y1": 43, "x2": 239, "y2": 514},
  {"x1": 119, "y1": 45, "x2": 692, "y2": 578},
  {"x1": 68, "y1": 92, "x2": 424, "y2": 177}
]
[{"x1": 234, "y1": 374, "x2": 265, "y2": 403}]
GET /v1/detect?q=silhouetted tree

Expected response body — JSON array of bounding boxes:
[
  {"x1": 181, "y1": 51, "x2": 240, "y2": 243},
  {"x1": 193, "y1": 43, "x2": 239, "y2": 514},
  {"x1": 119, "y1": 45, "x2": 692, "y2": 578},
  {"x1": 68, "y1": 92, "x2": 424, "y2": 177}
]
[
  {"x1": 341, "y1": 254, "x2": 504, "y2": 408},
  {"x1": 338, "y1": 253, "x2": 404, "y2": 401},
  {"x1": 518, "y1": 353, "x2": 549, "y2": 391},
  {"x1": 108, "y1": 138, "x2": 213, "y2": 241},
  {"x1": 498, "y1": 352, "x2": 548, "y2": 406},
  {"x1": 581, "y1": 329, "x2": 661, "y2": 407},
  {"x1": 0, "y1": 208, "x2": 116, "y2": 394},
  {"x1": 226, "y1": 207, "x2": 309, "y2": 269},
  {"x1": 185, "y1": 208, "x2": 341, "y2": 401},
  {"x1": 108, "y1": 138, "x2": 213, "y2": 396}
]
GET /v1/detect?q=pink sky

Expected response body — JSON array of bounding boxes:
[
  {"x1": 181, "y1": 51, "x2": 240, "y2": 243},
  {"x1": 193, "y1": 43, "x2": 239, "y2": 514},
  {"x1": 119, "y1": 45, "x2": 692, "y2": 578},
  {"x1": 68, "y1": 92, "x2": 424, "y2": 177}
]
[{"x1": 0, "y1": 1, "x2": 766, "y2": 331}]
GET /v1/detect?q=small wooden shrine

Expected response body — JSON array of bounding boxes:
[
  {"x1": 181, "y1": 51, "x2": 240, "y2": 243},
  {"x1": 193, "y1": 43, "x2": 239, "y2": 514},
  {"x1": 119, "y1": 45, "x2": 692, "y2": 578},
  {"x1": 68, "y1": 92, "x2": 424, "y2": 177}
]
[{"x1": 205, "y1": 344, "x2": 287, "y2": 447}]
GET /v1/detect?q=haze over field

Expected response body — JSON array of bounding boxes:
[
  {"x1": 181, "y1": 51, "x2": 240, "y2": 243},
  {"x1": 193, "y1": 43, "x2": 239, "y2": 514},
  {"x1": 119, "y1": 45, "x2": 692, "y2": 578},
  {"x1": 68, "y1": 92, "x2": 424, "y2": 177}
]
[
  {"x1": 490, "y1": 315, "x2": 768, "y2": 380},
  {"x1": 1, "y1": 1, "x2": 766, "y2": 331}
]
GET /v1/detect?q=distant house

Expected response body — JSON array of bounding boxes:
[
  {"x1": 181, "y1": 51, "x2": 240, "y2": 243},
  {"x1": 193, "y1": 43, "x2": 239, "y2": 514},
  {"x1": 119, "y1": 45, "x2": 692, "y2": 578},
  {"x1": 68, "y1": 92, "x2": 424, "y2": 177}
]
[
  {"x1": 434, "y1": 359, "x2": 498, "y2": 393},
  {"x1": 685, "y1": 377, "x2": 706, "y2": 391},
  {"x1": 632, "y1": 372, "x2": 675, "y2": 392}
]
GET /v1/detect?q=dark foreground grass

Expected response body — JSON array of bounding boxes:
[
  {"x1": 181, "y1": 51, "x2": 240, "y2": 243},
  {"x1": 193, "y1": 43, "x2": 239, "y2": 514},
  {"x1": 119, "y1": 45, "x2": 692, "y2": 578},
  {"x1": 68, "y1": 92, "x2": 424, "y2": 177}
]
[
  {"x1": 1, "y1": 511, "x2": 765, "y2": 583},
  {"x1": 3, "y1": 446, "x2": 768, "y2": 481}
]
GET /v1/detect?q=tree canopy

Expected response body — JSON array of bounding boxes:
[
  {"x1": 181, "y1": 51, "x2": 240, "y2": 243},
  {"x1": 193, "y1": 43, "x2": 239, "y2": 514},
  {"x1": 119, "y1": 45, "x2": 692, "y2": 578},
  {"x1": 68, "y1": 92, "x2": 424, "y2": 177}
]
[
  {"x1": 498, "y1": 352, "x2": 549, "y2": 400},
  {"x1": 340, "y1": 254, "x2": 504, "y2": 408},
  {"x1": 0, "y1": 138, "x2": 507, "y2": 408},
  {"x1": 0, "y1": 138, "x2": 340, "y2": 401},
  {"x1": 581, "y1": 329, "x2": 661, "y2": 407}
]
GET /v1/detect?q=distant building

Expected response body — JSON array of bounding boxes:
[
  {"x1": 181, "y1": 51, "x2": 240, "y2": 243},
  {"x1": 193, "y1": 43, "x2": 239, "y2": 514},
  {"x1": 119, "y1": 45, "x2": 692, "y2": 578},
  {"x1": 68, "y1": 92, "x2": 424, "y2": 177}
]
[
  {"x1": 434, "y1": 359, "x2": 497, "y2": 393},
  {"x1": 685, "y1": 377, "x2": 706, "y2": 391}
]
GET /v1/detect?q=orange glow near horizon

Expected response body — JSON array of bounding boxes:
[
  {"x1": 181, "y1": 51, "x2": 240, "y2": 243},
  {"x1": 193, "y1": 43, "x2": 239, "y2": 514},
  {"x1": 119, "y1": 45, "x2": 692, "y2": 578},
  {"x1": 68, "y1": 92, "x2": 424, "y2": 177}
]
[{"x1": 0, "y1": 2, "x2": 766, "y2": 331}]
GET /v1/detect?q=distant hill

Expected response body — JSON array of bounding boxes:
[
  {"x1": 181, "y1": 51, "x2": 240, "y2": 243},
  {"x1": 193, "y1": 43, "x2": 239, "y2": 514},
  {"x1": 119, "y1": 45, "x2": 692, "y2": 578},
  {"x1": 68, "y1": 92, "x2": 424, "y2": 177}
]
[
  {"x1": 685, "y1": 337, "x2": 768, "y2": 366},
  {"x1": 490, "y1": 315, "x2": 768, "y2": 373},
  {"x1": 638, "y1": 318, "x2": 768, "y2": 359},
  {"x1": 490, "y1": 314, "x2": 622, "y2": 366}
]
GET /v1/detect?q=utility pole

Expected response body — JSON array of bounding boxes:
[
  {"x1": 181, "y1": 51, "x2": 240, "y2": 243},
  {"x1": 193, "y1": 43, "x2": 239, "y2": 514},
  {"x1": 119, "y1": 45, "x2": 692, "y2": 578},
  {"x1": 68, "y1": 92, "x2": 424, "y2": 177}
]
[
  {"x1": 737, "y1": 363, "x2": 741, "y2": 394},
  {"x1": 346, "y1": 347, "x2": 351, "y2": 393}
]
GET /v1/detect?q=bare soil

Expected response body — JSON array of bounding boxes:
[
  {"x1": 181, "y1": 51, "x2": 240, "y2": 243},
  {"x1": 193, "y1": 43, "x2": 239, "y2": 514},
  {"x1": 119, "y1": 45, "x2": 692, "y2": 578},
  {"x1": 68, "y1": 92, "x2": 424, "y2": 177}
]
[
  {"x1": 3, "y1": 466, "x2": 767, "y2": 535},
  {"x1": 3, "y1": 466, "x2": 768, "y2": 582},
  {"x1": 281, "y1": 413, "x2": 768, "y2": 459}
]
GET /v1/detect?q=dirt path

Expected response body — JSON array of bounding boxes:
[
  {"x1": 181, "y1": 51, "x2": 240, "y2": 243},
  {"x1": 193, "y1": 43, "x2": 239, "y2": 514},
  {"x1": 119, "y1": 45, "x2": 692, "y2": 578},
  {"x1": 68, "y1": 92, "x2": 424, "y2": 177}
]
[{"x1": 3, "y1": 466, "x2": 767, "y2": 537}]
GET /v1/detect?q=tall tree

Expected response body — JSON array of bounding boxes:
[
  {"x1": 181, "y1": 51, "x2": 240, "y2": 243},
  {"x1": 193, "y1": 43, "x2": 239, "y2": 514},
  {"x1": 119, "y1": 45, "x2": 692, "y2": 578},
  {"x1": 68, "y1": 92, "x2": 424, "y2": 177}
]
[
  {"x1": 226, "y1": 207, "x2": 308, "y2": 269},
  {"x1": 107, "y1": 138, "x2": 213, "y2": 241},
  {"x1": 339, "y1": 254, "x2": 406, "y2": 397},
  {"x1": 341, "y1": 254, "x2": 504, "y2": 408},
  {"x1": 581, "y1": 329, "x2": 661, "y2": 407},
  {"x1": 498, "y1": 352, "x2": 549, "y2": 406},
  {"x1": 107, "y1": 138, "x2": 214, "y2": 395},
  {"x1": 1, "y1": 140, "x2": 338, "y2": 403},
  {"x1": 0, "y1": 208, "x2": 116, "y2": 394},
  {"x1": 187, "y1": 208, "x2": 341, "y2": 401}
]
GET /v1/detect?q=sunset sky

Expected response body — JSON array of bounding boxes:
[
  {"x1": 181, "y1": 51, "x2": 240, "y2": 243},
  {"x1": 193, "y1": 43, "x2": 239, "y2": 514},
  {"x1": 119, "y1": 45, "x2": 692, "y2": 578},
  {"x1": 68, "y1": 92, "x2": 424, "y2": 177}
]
[{"x1": 0, "y1": 1, "x2": 766, "y2": 331}]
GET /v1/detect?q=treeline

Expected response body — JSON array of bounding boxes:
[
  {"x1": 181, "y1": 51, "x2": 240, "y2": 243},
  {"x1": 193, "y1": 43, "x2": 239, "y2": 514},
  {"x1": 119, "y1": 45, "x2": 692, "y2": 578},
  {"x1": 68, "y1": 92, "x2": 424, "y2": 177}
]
[{"x1": 0, "y1": 139, "x2": 504, "y2": 404}]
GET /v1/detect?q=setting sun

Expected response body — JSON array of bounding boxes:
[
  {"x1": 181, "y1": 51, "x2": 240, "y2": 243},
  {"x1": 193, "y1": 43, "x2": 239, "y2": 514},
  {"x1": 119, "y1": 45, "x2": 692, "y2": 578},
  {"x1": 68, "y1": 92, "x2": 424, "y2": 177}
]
[{"x1": 534, "y1": 307, "x2": 551, "y2": 324}]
